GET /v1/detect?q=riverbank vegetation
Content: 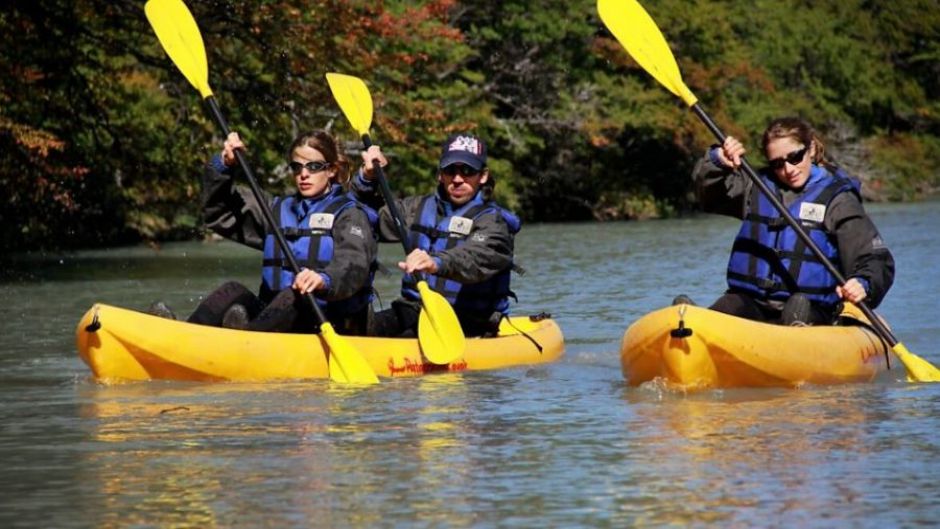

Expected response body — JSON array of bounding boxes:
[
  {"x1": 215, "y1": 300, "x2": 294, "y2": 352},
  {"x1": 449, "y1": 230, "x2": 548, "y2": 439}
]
[{"x1": 3, "y1": 0, "x2": 938, "y2": 250}]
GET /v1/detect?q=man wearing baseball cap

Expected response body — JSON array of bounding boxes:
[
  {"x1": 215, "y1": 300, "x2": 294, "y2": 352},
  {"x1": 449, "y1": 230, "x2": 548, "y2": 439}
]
[{"x1": 351, "y1": 133, "x2": 521, "y2": 337}]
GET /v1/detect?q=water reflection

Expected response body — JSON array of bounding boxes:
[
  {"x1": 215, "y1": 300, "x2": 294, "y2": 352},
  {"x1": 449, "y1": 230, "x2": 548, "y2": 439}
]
[
  {"x1": 617, "y1": 383, "x2": 902, "y2": 526},
  {"x1": 77, "y1": 382, "x2": 339, "y2": 526},
  {"x1": 3, "y1": 202, "x2": 940, "y2": 527},
  {"x1": 76, "y1": 377, "x2": 499, "y2": 527}
]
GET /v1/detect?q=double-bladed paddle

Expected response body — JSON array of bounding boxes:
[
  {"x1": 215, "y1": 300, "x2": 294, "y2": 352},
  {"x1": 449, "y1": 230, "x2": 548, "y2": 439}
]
[
  {"x1": 325, "y1": 73, "x2": 466, "y2": 365},
  {"x1": 144, "y1": 0, "x2": 378, "y2": 384},
  {"x1": 598, "y1": 0, "x2": 940, "y2": 382}
]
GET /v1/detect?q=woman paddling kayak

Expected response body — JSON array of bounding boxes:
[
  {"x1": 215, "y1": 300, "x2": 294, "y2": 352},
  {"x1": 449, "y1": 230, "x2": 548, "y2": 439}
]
[
  {"x1": 687, "y1": 116, "x2": 895, "y2": 326},
  {"x1": 150, "y1": 130, "x2": 379, "y2": 335}
]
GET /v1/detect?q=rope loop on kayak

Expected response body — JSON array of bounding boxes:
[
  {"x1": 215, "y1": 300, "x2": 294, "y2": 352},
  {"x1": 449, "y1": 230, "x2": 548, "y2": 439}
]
[
  {"x1": 85, "y1": 307, "x2": 101, "y2": 332},
  {"x1": 502, "y1": 315, "x2": 543, "y2": 353},
  {"x1": 670, "y1": 305, "x2": 693, "y2": 339}
]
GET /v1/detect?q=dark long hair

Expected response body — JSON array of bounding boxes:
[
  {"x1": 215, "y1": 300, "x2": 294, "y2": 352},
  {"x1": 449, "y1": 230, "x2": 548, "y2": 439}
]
[
  {"x1": 761, "y1": 117, "x2": 837, "y2": 172},
  {"x1": 287, "y1": 130, "x2": 350, "y2": 185}
]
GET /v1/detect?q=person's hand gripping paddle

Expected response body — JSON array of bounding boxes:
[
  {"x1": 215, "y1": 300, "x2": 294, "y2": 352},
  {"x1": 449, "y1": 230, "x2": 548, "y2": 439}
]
[{"x1": 326, "y1": 73, "x2": 466, "y2": 365}]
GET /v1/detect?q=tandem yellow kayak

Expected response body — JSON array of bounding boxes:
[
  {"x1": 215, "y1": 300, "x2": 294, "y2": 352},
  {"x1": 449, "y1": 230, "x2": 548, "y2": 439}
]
[
  {"x1": 76, "y1": 303, "x2": 565, "y2": 383},
  {"x1": 621, "y1": 303, "x2": 892, "y2": 389}
]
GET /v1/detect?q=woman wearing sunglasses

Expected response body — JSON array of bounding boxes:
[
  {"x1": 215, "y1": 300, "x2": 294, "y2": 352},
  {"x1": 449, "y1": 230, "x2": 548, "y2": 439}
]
[
  {"x1": 687, "y1": 116, "x2": 894, "y2": 325},
  {"x1": 351, "y1": 133, "x2": 521, "y2": 337},
  {"x1": 150, "y1": 130, "x2": 379, "y2": 335}
]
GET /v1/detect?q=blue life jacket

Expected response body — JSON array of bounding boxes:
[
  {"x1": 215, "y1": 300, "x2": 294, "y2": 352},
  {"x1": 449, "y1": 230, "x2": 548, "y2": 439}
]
[
  {"x1": 403, "y1": 192, "x2": 521, "y2": 315},
  {"x1": 726, "y1": 165, "x2": 861, "y2": 307},
  {"x1": 261, "y1": 185, "x2": 378, "y2": 316}
]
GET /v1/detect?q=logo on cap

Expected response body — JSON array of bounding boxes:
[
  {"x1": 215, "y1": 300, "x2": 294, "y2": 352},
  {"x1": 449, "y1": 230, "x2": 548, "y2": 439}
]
[
  {"x1": 447, "y1": 135, "x2": 483, "y2": 155},
  {"x1": 440, "y1": 133, "x2": 487, "y2": 170}
]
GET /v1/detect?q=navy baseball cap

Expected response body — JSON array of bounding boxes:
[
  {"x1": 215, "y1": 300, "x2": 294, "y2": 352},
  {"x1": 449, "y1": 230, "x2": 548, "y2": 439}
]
[{"x1": 439, "y1": 133, "x2": 487, "y2": 171}]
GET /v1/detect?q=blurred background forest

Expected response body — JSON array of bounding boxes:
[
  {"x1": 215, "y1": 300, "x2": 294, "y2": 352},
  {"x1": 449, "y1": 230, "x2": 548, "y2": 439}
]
[{"x1": 2, "y1": 0, "x2": 939, "y2": 251}]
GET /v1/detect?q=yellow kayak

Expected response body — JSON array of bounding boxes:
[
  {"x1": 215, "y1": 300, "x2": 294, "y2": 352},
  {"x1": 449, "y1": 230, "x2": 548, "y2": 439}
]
[
  {"x1": 76, "y1": 303, "x2": 564, "y2": 383},
  {"x1": 621, "y1": 303, "x2": 892, "y2": 389}
]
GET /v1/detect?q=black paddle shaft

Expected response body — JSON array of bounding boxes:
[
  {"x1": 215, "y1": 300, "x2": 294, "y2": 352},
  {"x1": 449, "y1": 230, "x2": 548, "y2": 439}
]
[
  {"x1": 360, "y1": 134, "x2": 412, "y2": 250},
  {"x1": 205, "y1": 97, "x2": 329, "y2": 325},
  {"x1": 691, "y1": 103, "x2": 899, "y2": 349},
  {"x1": 360, "y1": 133, "x2": 423, "y2": 283}
]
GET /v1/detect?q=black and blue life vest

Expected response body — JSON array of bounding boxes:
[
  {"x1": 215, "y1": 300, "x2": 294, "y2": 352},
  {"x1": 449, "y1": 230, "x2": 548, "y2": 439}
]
[
  {"x1": 402, "y1": 191, "x2": 521, "y2": 315},
  {"x1": 726, "y1": 164, "x2": 860, "y2": 307},
  {"x1": 261, "y1": 185, "x2": 378, "y2": 315}
]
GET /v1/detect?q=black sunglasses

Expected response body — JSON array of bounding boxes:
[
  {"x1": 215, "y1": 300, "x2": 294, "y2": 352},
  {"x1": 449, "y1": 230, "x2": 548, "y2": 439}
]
[
  {"x1": 289, "y1": 160, "x2": 331, "y2": 175},
  {"x1": 441, "y1": 164, "x2": 483, "y2": 177},
  {"x1": 768, "y1": 147, "x2": 808, "y2": 171}
]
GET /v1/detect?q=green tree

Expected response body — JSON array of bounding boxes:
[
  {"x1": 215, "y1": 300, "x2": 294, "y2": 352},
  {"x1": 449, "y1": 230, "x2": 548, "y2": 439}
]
[
  {"x1": 1, "y1": 0, "x2": 492, "y2": 251},
  {"x1": 2, "y1": 0, "x2": 938, "y2": 252}
]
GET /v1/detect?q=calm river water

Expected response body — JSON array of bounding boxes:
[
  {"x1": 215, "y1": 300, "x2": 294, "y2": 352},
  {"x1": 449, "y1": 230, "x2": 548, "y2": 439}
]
[{"x1": 2, "y1": 201, "x2": 939, "y2": 528}]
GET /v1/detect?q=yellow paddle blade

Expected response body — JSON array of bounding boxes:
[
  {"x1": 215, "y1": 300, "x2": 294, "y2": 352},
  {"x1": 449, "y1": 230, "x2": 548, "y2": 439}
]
[
  {"x1": 321, "y1": 322, "x2": 379, "y2": 384},
  {"x1": 894, "y1": 343, "x2": 940, "y2": 382},
  {"x1": 144, "y1": 0, "x2": 213, "y2": 98},
  {"x1": 597, "y1": 0, "x2": 697, "y2": 107},
  {"x1": 325, "y1": 72, "x2": 374, "y2": 136},
  {"x1": 416, "y1": 281, "x2": 466, "y2": 364}
]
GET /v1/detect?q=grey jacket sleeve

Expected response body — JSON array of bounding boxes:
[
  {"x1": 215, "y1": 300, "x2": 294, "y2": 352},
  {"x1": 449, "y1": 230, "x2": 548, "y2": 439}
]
[
  {"x1": 347, "y1": 171, "x2": 386, "y2": 212},
  {"x1": 319, "y1": 207, "x2": 378, "y2": 301},
  {"x1": 692, "y1": 149, "x2": 749, "y2": 219},
  {"x1": 824, "y1": 193, "x2": 895, "y2": 308},
  {"x1": 347, "y1": 171, "x2": 416, "y2": 243},
  {"x1": 436, "y1": 212, "x2": 514, "y2": 284},
  {"x1": 201, "y1": 155, "x2": 272, "y2": 250}
]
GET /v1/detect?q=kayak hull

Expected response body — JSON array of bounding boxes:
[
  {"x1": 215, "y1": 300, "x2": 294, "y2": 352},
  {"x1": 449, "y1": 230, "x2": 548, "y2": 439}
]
[
  {"x1": 621, "y1": 304, "x2": 891, "y2": 389},
  {"x1": 76, "y1": 303, "x2": 564, "y2": 383}
]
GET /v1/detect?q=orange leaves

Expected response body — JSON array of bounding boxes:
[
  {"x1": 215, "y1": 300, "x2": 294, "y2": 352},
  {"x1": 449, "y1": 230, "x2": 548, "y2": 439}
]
[
  {"x1": 0, "y1": 118, "x2": 87, "y2": 216},
  {"x1": 684, "y1": 60, "x2": 776, "y2": 101},
  {"x1": 590, "y1": 134, "x2": 612, "y2": 148},
  {"x1": 3, "y1": 119, "x2": 65, "y2": 159}
]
